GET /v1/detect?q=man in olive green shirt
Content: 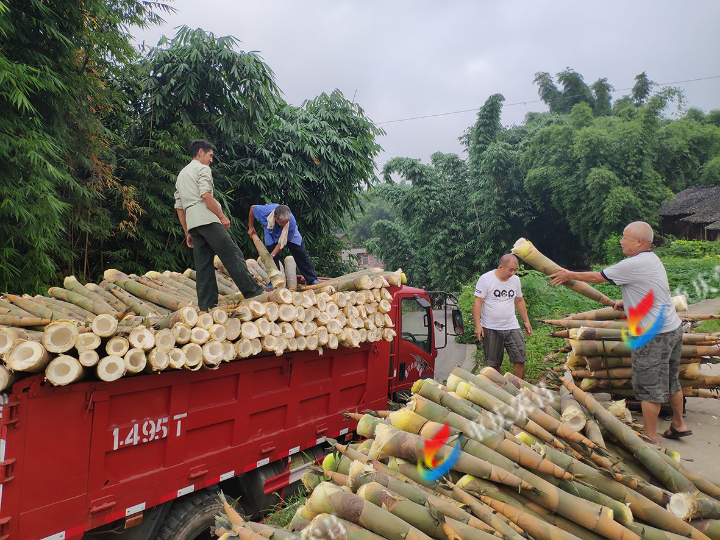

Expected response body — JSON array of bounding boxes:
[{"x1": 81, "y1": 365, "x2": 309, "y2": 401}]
[{"x1": 174, "y1": 139, "x2": 264, "y2": 310}]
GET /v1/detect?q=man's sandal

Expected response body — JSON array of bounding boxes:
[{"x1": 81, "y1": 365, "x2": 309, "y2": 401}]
[{"x1": 661, "y1": 425, "x2": 693, "y2": 439}]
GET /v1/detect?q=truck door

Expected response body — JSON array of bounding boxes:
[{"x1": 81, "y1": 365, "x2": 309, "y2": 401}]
[{"x1": 392, "y1": 294, "x2": 436, "y2": 397}]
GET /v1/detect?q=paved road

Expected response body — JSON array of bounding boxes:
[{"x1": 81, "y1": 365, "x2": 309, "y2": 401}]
[{"x1": 431, "y1": 309, "x2": 475, "y2": 384}]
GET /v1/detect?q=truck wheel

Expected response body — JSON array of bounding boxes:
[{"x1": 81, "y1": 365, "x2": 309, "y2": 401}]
[{"x1": 156, "y1": 489, "x2": 223, "y2": 540}]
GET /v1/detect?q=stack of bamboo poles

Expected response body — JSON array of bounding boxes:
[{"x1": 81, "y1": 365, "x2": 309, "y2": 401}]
[
  {"x1": 213, "y1": 367, "x2": 720, "y2": 539},
  {"x1": 545, "y1": 306, "x2": 720, "y2": 399},
  {"x1": 0, "y1": 264, "x2": 406, "y2": 390}
]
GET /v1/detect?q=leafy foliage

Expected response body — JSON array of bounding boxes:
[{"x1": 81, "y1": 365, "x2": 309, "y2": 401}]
[{"x1": 1, "y1": 17, "x2": 383, "y2": 292}]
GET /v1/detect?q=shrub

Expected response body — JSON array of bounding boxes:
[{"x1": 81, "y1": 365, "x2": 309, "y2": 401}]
[
  {"x1": 655, "y1": 239, "x2": 720, "y2": 259},
  {"x1": 602, "y1": 234, "x2": 624, "y2": 264}
]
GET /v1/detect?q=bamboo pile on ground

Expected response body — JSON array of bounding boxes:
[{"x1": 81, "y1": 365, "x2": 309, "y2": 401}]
[
  {"x1": 0, "y1": 265, "x2": 405, "y2": 392},
  {"x1": 544, "y1": 305, "x2": 720, "y2": 400},
  {"x1": 214, "y1": 366, "x2": 720, "y2": 539}
]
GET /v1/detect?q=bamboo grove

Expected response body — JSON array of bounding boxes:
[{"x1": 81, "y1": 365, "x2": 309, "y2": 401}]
[
  {"x1": 213, "y1": 366, "x2": 720, "y2": 539},
  {"x1": 1, "y1": 2, "x2": 383, "y2": 294}
]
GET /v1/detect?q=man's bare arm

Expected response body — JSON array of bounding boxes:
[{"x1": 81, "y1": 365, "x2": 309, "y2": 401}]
[
  {"x1": 473, "y1": 296, "x2": 484, "y2": 341},
  {"x1": 248, "y1": 205, "x2": 257, "y2": 236},
  {"x1": 549, "y1": 269, "x2": 607, "y2": 285},
  {"x1": 514, "y1": 296, "x2": 533, "y2": 337}
]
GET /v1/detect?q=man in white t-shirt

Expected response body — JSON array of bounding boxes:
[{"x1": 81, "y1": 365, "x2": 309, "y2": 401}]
[
  {"x1": 549, "y1": 221, "x2": 690, "y2": 445},
  {"x1": 473, "y1": 254, "x2": 533, "y2": 379}
]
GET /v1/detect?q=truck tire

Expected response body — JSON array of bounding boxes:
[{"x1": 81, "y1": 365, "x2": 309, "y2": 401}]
[{"x1": 156, "y1": 489, "x2": 223, "y2": 540}]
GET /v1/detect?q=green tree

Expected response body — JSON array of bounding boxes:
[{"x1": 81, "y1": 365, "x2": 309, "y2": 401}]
[
  {"x1": 632, "y1": 71, "x2": 654, "y2": 105},
  {"x1": 0, "y1": 0, "x2": 169, "y2": 293},
  {"x1": 347, "y1": 187, "x2": 397, "y2": 245}
]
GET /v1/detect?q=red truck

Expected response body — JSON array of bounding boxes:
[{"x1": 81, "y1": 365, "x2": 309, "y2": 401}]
[{"x1": 0, "y1": 284, "x2": 461, "y2": 539}]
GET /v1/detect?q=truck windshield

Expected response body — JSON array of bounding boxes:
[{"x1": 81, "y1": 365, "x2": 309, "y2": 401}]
[{"x1": 400, "y1": 297, "x2": 431, "y2": 353}]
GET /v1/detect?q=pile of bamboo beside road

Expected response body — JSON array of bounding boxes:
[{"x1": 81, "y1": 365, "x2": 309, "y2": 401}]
[
  {"x1": 545, "y1": 305, "x2": 720, "y2": 399},
  {"x1": 0, "y1": 264, "x2": 406, "y2": 390},
  {"x1": 214, "y1": 367, "x2": 720, "y2": 539}
]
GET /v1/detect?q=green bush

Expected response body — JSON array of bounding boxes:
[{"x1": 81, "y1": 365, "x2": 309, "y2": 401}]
[
  {"x1": 661, "y1": 257, "x2": 720, "y2": 303},
  {"x1": 602, "y1": 234, "x2": 625, "y2": 265},
  {"x1": 655, "y1": 239, "x2": 720, "y2": 259}
]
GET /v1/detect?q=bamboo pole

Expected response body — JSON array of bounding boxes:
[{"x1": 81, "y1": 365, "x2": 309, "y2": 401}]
[{"x1": 512, "y1": 238, "x2": 614, "y2": 307}]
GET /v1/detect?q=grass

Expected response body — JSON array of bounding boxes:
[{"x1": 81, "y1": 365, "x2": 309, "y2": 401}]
[
  {"x1": 262, "y1": 489, "x2": 308, "y2": 528},
  {"x1": 697, "y1": 319, "x2": 720, "y2": 333}
]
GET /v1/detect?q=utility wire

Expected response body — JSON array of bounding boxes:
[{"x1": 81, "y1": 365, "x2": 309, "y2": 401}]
[{"x1": 376, "y1": 74, "x2": 720, "y2": 125}]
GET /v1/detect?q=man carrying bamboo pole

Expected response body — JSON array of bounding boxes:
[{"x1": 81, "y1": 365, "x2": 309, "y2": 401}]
[
  {"x1": 549, "y1": 221, "x2": 690, "y2": 444},
  {"x1": 174, "y1": 139, "x2": 265, "y2": 310},
  {"x1": 248, "y1": 203, "x2": 319, "y2": 285},
  {"x1": 473, "y1": 254, "x2": 533, "y2": 379}
]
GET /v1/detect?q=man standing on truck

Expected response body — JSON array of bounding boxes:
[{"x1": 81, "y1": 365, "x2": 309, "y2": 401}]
[
  {"x1": 248, "y1": 203, "x2": 319, "y2": 285},
  {"x1": 174, "y1": 139, "x2": 265, "y2": 310},
  {"x1": 548, "y1": 221, "x2": 689, "y2": 445},
  {"x1": 473, "y1": 254, "x2": 533, "y2": 379}
]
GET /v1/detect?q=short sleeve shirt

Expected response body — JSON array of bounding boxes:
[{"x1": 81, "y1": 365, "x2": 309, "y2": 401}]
[
  {"x1": 253, "y1": 203, "x2": 303, "y2": 246},
  {"x1": 474, "y1": 270, "x2": 522, "y2": 330},
  {"x1": 602, "y1": 252, "x2": 681, "y2": 334},
  {"x1": 174, "y1": 160, "x2": 219, "y2": 230}
]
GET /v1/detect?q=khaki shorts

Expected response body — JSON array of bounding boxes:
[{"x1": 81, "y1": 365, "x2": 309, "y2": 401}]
[
  {"x1": 483, "y1": 327, "x2": 527, "y2": 367},
  {"x1": 631, "y1": 325, "x2": 682, "y2": 403}
]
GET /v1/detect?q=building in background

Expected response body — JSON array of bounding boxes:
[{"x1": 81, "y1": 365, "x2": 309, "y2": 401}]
[
  {"x1": 660, "y1": 186, "x2": 720, "y2": 241},
  {"x1": 336, "y1": 234, "x2": 385, "y2": 268}
]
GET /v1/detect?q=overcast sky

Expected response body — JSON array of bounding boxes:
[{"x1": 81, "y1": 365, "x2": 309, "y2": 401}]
[{"x1": 133, "y1": 1, "x2": 720, "y2": 171}]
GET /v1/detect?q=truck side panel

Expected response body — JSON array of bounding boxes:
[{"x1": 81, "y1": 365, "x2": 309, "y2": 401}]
[{"x1": 3, "y1": 343, "x2": 387, "y2": 539}]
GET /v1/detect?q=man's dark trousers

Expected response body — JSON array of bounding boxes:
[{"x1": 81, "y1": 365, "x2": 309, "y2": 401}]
[
  {"x1": 190, "y1": 223, "x2": 264, "y2": 310},
  {"x1": 268, "y1": 240, "x2": 318, "y2": 284}
]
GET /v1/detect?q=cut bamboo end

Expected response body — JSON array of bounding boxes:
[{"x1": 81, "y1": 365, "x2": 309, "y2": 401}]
[
  {"x1": 279, "y1": 322, "x2": 295, "y2": 339},
  {"x1": 225, "y1": 318, "x2": 242, "y2": 341},
  {"x1": 172, "y1": 323, "x2": 191, "y2": 345},
  {"x1": 377, "y1": 300, "x2": 391, "y2": 314},
  {"x1": 668, "y1": 493, "x2": 696, "y2": 521},
  {"x1": 274, "y1": 336, "x2": 287, "y2": 356},
  {"x1": 247, "y1": 301, "x2": 266, "y2": 318},
  {"x1": 0, "y1": 328, "x2": 28, "y2": 355},
  {"x1": 190, "y1": 327, "x2": 210, "y2": 345},
  {"x1": 97, "y1": 356, "x2": 127, "y2": 382},
  {"x1": 209, "y1": 323, "x2": 227, "y2": 342},
  {"x1": 327, "y1": 334, "x2": 339, "y2": 350},
  {"x1": 202, "y1": 340, "x2": 224, "y2": 366},
  {"x1": 383, "y1": 314, "x2": 394, "y2": 328},
  {"x1": 196, "y1": 312, "x2": 214, "y2": 330},
  {"x1": 43, "y1": 321, "x2": 79, "y2": 353},
  {"x1": 672, "y1": 295, "x2": 689, "y2": 312},
  {"x1": 235, "y1": 338, "x2": 253, "y2": 358},
  {"x1": 129, "y1": 326, "x2": 155, "y2": 350},
  {"x1": 256, "y1": 318, "x2": 272, "y2": 337},
  {"x1": 241, "y1": 321, "x2": 260, "y2": 340},
  {"x1": 293, "y1": 321, "x2": 306, "y2": 337},
  {"x1": 278, "y1": 304, "x2": 297, "y2": 322},
  {"x1": 91, "y1": 313, "x2": 119, "y2": 338},
  {"x1": 305, "y1": 322, "x2": 317, "y2": 335},
  {"x1": 210, "y1": 308, "x2": 228, "y2": 325},
  {"x1": 332, "y1": 292, "x2": 347, "y2": 308},
  {"x1": 287, "y1": 337, "x2": 298, "y2": 351},
  {"x1": 263, "y1": 302, "x2": 279, "y2": 322},
  {"x1": 316, "y1": 297, "x2": 327, "y2": 311},
  {"x1": 222, "y1": 341, "x2": 235, "y2": 362},
  {"x1": 154, "y1": 328, "x2": 176, "y2": 352},
  {"x1": 292, "y1": 292, "x2": 304, "y2": 306},
  {"x1": 250, "y1": 338, "x2": 262, "y2": 356},
  {"x1": 270, "y1": 322, "x2": 282, "y2": 337},
  {"x1": 76, "y1": 332, "x2": 101, "y2": 352},
  {"x1": 383, "y1": 329, "x2": 397, "y2": 342},
  {"x1": 306, "y1": 335, "x2": 319, "y2": 351},
  {"x1": 317, "y1": 327, "x2": 329, "y2": 346},
  {"x1": 296, "y1": 336, "x2": 307, "y2": 351},
  {"x1": 79, "y1": 349, "x2": 100, "y2": 367},
  {"x1": 168, "y1": 348, "x2": 186, "y2": 369},
  {"x1": 0, "y1": 365, "x2": 18, "y2": 392},
  {"x1": 177, "y1": 306, "x2": 198, "y2": 327},
  {"x1": 124, "y1": 348, "x2": 147, "y2": 373},
  {"x1": 181, "y1": 343, "x2": 203, "y2": 368},
  {"x1": 326, "y1": 320, "x2": 343, "y2": 335},
  {"x1": 262, "y1": 335, "x2": 278, "y2": 352},
  {"x1": 302, "y1": 290, "x2": 316, "y2": 308},
  {"x1": 106, "y1": 336, "x2": 130, "y2": 357},
  {"x1": 46, "y1": 355, "x2": 84, "y2": 386},
  {"x1": 316, "y1": 312, "x2": 330, "y2": 326},
  {"x1": 147, "y1": 348, "x2": 169, "y2": 371},
  {"x1": 235, "y1": 305, "x2": 253, "y2": 322}
]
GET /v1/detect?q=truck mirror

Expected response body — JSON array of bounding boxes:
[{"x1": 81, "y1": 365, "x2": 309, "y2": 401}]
[
  {"x1": 452, "y1": 309, "x2": 464, "y2": 335},
  {"x1": 413, "y1": 294, "x2": 431, "y2": 309}
]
